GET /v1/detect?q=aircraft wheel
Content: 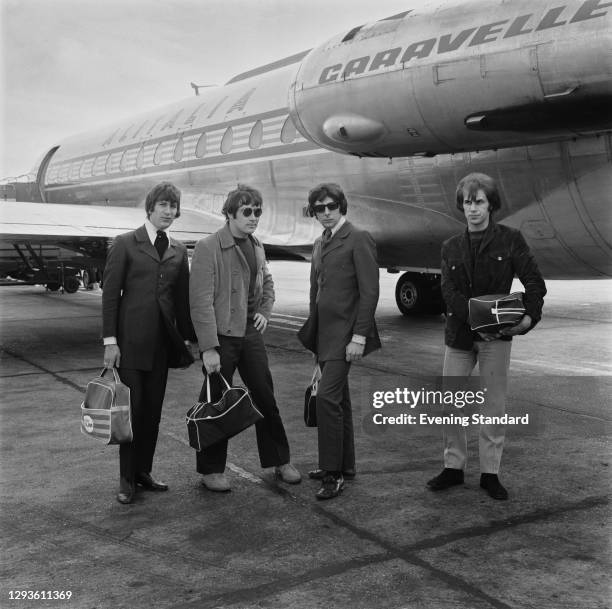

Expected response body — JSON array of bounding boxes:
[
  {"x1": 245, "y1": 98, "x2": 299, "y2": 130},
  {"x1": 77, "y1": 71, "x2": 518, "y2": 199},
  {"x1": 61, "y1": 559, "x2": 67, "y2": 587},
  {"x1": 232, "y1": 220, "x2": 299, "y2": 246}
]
[
  {"x1": 46, "y1": 282, "x2": 61, "y2": 292},
  {"x1": 395, "y1": 272, "x2": 427, "y2": 315},
  {"x1": 63, "y1": 275, "x2": 81, "y2": 294}
]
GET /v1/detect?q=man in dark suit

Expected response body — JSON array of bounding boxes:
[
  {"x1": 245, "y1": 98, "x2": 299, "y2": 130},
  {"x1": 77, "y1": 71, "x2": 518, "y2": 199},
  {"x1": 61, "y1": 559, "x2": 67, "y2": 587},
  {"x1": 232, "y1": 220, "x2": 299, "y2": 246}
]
[
  {"x1": 298, "y1": 183, "x2": 380, "y2": 500},
  {"x1": 103, "y1": 182, "x2": 195, "y2": 504}
]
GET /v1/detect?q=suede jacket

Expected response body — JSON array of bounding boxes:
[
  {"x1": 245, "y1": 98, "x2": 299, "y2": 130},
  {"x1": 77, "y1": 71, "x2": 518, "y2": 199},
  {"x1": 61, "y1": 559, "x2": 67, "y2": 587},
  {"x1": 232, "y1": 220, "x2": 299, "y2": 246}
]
[
  {"x1": 441, "y1": 221, "x2": 547, "y2": 350},
  {"x1": 190, "y1": 224, "x2": 274, "y2": 352}
]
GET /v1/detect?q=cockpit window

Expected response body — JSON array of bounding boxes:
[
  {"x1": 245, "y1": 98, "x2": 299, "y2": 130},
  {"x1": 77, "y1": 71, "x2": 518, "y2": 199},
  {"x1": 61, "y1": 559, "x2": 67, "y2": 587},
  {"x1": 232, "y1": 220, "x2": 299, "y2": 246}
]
[{"x1": 342, "y1": 26, "x2": 364, "y2": 42}]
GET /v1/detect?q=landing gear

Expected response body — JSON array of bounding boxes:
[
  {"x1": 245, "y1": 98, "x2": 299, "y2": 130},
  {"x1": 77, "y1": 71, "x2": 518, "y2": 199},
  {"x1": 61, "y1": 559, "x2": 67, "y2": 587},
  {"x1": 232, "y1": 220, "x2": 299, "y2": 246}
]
[
  {"x1": 394, "y1": 272, "x2": 445, "y2": 316},
  {"x1": 63, "y1": 275, "x2": 81, "y2": 293}
]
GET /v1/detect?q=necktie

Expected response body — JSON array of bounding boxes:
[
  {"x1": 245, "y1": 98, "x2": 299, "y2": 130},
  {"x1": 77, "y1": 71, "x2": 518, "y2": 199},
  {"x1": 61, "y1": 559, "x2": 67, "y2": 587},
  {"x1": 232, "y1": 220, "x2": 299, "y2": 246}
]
[
  {"x1": 155, "y1": 230, "x2": 168, "y2": 259},
  {"x1": 322, "y1": 228, "x2": 332, "y2": 243}
]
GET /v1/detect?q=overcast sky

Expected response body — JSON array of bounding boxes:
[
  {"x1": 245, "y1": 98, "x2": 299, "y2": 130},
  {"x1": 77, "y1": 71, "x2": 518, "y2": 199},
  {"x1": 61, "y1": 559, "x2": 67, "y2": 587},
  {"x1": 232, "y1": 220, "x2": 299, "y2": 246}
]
[{"x1": 1, "y1": 0, "x2": 417, "y2": 180}]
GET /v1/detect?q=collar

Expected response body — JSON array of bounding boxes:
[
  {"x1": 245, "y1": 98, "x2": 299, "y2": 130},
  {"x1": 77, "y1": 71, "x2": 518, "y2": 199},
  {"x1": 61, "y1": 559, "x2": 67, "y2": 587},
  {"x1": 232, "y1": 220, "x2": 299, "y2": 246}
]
[
  {"x1": 145, "y1": 219, "x2": 170, "y2": 246},
  {"x1": 219, "y1": 223, "x2": 261, "y2": 249},
  {"x1": 327, "y1": 215, "x2": 347, "y2": 237}
]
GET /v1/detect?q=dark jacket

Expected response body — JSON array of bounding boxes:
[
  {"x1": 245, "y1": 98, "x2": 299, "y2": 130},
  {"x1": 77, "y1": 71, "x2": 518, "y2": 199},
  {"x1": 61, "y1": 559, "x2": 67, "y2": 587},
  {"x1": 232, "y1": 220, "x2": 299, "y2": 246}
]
[
  {"x1": 441, "y1": 221, "x2": 546, "y2": 350},
  {"x1": 298, "y1": 221, "x2": 381, "y2": 361},
  {"x1": 102, "y1": 224, "x2": 195, "y2": 370}
]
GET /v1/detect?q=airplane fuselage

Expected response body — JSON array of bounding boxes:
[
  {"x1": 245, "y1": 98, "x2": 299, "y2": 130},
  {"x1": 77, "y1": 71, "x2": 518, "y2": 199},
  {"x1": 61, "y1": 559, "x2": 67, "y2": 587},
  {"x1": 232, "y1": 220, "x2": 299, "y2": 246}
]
[{"x1": 4, "y1": 0, "x2": 611, "y2": 298}]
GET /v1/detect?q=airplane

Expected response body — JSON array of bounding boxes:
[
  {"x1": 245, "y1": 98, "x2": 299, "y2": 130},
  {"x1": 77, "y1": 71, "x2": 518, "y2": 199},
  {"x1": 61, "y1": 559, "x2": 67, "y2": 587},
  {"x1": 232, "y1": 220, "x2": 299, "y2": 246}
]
[{"x1": 1, "y1": 0, "x2": 610, "y2": 311}]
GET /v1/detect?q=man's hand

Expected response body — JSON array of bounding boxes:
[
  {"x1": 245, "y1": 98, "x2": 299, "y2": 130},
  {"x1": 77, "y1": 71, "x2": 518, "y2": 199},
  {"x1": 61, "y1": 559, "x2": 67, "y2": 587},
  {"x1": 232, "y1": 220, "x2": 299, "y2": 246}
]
[
  {"x1": 500, "y1": 314, "x2": 532, "y2": 336},
  {"x1": 253, "y1": 313, "x2": 268, "y2": 333},
  {"x1": 477, "y1": 332, "x2": 501, "y2": 342},
  {"x1": 104, "y1": 344, "x2": 121, "y2": 368},
  {"x1": 346, "y1": 340, "x2": 365, "y2": 362},
  {"x1": 201, "y1": 348, "x2": 221, "y2": 374}
]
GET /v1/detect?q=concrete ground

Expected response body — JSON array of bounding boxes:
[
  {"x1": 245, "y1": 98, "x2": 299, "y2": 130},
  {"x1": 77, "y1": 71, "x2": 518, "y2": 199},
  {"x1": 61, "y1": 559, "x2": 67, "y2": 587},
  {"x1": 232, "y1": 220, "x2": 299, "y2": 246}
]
[{"x1": 0, "y1": 262, "x2": 610, "y2": 609}]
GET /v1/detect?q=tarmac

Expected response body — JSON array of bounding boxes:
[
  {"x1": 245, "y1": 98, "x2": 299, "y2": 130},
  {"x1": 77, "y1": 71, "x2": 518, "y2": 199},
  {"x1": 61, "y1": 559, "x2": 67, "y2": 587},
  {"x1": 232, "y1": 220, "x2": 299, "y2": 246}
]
[{"x1": 1, "y1": 261, "x2": 610, "y2": 609}]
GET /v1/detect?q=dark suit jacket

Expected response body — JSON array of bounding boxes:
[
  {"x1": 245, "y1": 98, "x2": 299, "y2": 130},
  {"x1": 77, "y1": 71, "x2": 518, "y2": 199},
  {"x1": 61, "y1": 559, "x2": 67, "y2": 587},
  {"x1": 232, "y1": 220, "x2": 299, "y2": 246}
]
[
  {"x1": 298, "y1": 221, "x2": 381, "y2": 361},
  {"x1": 441, "y1": 221, "x2": 547, "y2": 350},
  {"x1": 102, "y1": 224, "x2": 195, "y2": 370}
]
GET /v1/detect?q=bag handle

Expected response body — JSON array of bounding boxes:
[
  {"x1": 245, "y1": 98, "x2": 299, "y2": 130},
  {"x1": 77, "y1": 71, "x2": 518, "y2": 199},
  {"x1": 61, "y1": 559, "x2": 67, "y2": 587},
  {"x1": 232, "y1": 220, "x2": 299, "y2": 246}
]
[
  {"x1": 204, "y1": 371, "x2": 231, "y2": 402},
  {"x1": 310, "y1": 365, "x2": 321, "y2": 385},
  {"x1": 100, "y1": 367, "x2": 121, "y2": 384}
]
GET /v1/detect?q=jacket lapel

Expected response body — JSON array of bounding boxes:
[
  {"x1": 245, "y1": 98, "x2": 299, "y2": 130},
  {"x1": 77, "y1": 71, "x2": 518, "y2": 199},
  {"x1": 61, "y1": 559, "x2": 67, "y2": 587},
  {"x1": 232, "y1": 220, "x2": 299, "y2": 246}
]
[
  {"x1": 321, "y1": 221, "x2": 351, "y2": 259},
  {"x1": 460, "y1": 229, "x2": 473, "y2": 286},
  {"x1": 479, "y1": 221, "x2": 497, "y2": 254},
  {"x1": 135, "y1": 224, "x2": 179, "y2": 263},
  {"x1": 135, "y1": 225, "x2": 159, "y2": 262}
]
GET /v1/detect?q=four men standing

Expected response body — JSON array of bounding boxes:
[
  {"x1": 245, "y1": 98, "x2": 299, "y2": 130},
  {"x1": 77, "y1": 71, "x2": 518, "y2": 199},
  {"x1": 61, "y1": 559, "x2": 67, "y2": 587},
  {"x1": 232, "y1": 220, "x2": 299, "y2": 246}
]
[{"x1": 103, "y1": 174, "x2": 545, "y2": 505}]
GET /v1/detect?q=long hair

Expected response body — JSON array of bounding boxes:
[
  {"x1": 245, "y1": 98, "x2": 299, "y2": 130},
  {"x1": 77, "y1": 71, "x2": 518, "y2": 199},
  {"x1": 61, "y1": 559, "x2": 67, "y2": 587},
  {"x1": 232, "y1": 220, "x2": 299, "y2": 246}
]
[
  {"x1": 455, "y1": 173, "x2": 501, "y2": 213},
  {"x1": 307, "y1": 182, "x2": 348, "y2": 216}
]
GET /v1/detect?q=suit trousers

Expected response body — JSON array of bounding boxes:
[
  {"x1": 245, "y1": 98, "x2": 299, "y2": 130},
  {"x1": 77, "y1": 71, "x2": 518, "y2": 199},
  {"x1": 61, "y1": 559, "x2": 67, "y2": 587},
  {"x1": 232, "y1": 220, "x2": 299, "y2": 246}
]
[
  {"x1": 118, "y1": 325, "x2": 169, "y2": 482},
  {"x1": 442, "y1": 340, "x2": 511, "y2": 474},
  {"x1": 196, "y1": 321, "x2": 291, "y2": 474},
  {"x1": 316, "y1": 359, "x2": 355, "y2": 473}
]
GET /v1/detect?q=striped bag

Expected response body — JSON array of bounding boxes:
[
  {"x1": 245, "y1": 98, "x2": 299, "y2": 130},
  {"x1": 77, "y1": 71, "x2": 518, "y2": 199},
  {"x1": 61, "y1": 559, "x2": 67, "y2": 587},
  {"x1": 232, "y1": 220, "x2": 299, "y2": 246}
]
[{"x1": 80, "y1": 368, "x2": 133, "y2": 444}]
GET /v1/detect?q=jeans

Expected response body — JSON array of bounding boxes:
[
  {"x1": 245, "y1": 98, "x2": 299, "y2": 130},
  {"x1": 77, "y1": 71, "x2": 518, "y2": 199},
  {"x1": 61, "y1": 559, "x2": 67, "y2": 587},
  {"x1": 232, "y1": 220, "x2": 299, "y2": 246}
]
[{"x1": 442, "y1": 340, "x2": 511, "y2": 474}]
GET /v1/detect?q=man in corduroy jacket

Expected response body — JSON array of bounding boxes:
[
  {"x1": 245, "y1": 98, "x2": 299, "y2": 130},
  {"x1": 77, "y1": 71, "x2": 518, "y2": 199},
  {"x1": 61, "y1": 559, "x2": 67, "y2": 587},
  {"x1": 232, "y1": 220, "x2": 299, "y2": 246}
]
[
  {"x1": 427, "y1": 173, "x2": 546, "y2": 500},
  {"x1": 189, "y1": 184, "x2": 300, "y2": 492}
]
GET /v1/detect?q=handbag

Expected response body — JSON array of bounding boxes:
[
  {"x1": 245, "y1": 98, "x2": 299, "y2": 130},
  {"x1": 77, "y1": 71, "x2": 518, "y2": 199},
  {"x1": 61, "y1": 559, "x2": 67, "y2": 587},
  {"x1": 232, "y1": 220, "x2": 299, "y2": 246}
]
[
  {"x1": 303, "y1": 365, "x2": 321, "y2": 427},
  {"x1": 469, "y1": 292, "x2": 526, "y2": 332},
  {"x1": 185, "y1": 373, "x2": 263, "y2": 451},
  {"x1": 80, "y1": 367, "x2": 133, "y2": 444}
]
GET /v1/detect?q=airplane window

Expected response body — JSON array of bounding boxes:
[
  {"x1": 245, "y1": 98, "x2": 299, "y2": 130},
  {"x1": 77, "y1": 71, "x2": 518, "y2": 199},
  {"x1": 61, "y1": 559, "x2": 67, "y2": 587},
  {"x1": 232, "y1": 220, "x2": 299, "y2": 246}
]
[
  {"x1": 93, "y1": 155, "x2": 108, "y2": 176},
  {"x1": 221, "y1": 127, "x2": 234, "y2": 154},
  {"x1": 70, "y1": 161, "x2": 82, "y2": 180},
  {"x1": 195, "y1": 132, "x2": 207, "y2": 158},
  {"x1": 153, "y1": 142, "x2": 164, "y2": 166},
  {"x1": 173, "y1": 136, "x2": 184, "y2": 162},
  {"x1": 342, "y1": 25, "x2": 363, "y2": 42},
  {"x1": 249, "y1": 121, "x2": 263, "y2": 149},
  {"x1": 120, "y1": 149, "x2": 130, "y2": 172},
  {"x1": 136, "y1": 145, "x2": 145, "y2": 170},
  {"x1": 280, "y1": 116, "x2": 297, "y2": 143},
  {"x1": 80, "y1": 158, "x2": 93, "y2": 178}
]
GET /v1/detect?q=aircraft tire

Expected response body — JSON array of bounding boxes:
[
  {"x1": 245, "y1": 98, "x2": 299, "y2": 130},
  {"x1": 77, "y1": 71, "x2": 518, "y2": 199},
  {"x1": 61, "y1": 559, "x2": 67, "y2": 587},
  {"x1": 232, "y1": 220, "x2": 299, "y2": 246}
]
[
  {"x1": 395, "y1": 272, "x2": 427, "y2": 315},
  {"x1": 63, "y1": 275, "x2": 81, "y2": 294},
  {"x1": 46, "y1": 282, "x2": 61, "y2": 292}
]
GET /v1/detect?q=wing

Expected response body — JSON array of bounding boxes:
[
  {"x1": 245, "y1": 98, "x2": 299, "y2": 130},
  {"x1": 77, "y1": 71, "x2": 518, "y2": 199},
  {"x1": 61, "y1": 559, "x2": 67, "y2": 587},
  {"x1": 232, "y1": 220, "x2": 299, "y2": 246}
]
[{"x1": 0, "y1": 201, "x2": 222, "y2": 289}]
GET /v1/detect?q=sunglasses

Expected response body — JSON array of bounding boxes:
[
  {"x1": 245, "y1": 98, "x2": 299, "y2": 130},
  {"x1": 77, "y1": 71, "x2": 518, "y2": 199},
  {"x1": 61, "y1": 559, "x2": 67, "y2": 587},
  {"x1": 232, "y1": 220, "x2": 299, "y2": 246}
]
[
  {"x1": 239, "y1": 207, "x2": 263, "y2": 218},
  {"x1": 313, "y1": 202, "x2": 339, "y2": 214}
]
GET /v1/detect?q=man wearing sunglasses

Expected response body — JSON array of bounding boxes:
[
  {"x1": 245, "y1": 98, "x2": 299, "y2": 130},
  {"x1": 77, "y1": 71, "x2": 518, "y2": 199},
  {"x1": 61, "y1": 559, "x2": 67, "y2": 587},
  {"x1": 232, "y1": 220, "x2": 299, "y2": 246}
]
[
  {"x1": 298, "y1": 183, "x2": 380, "y2": 500},
  {"x1": 190, "y1": 184, "x2": 300, "y2": 492}
]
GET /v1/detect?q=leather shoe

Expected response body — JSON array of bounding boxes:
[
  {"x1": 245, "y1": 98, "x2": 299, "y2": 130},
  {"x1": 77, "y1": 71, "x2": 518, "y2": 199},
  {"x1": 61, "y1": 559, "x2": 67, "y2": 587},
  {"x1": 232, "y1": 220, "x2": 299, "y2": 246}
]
[
  {"x1": 274, "y1": 463, "x2": 302, "y2": 484},
  {"x1": 316, "y1": 474, "x2": 344, "y2": 500},
  {"x1": 427, "y1": 468, "x2": 464, "y2": 491},
  {"x1": 201, "y1": 473, "x2": 231, "y2": 492},
  {"x1": 308, "y1": 468, "x2": 356, "y2": 480},
  {"x1": 136, "y1": 472, "x2": 168, "y2": 491},
  {"x1": 117, "y1": 478, "x2": 135, "y2": 504},
  {"x1": 480, "y1": 473, "x2": 508, "y2": 500}
]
